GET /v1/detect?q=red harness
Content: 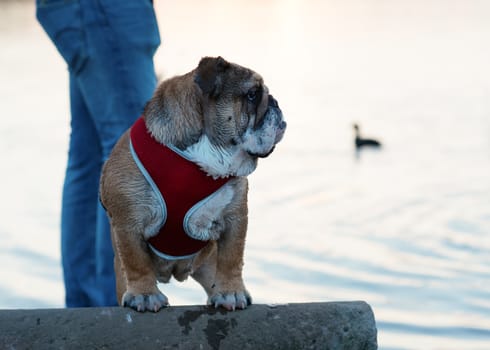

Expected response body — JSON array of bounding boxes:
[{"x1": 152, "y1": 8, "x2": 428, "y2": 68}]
[{"x1": 129, "y1": 117, "x2": 230, "y2": 259}]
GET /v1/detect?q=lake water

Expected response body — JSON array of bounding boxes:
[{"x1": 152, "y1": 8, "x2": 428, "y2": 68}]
[{"x1": 1, "y1": 1, "x2": 489, "y2": 349}]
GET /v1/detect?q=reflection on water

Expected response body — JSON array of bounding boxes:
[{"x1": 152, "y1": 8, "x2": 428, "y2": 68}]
[{"x1": 1, "y1": 1, "x2": 490, "y2": 349}]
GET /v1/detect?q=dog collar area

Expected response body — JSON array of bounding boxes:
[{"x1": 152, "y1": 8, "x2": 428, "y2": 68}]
[{"x1": 130, "y1": 117, "x2": 231, "y2": 259}]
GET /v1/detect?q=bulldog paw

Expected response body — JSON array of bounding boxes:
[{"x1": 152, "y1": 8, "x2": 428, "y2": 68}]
[
  {"x1": 208, "y1": 291, "x2": 252, "y2": 311},
  {"x1": 122, "y1": 291, "x2": 169, "y2": 312}
]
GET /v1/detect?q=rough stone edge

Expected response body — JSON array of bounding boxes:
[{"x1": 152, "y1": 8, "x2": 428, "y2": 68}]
[{"x1": 0, "y1": 301, "x2": 377, "y2": 350}]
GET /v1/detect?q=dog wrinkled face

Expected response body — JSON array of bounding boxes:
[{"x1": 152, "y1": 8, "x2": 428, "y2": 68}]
[{"x1": 187, "y1": 56, "x2": 286, "y2": 178}]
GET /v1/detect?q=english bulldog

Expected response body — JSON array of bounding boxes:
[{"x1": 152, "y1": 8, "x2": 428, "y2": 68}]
[{"x1": 100, "y1": 56, "x2": 286, "y2": 312}]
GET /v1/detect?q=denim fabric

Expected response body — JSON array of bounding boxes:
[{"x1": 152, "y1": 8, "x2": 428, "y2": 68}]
[{"x1": 37, "y1": 0, "x2": 160, "y2": 307}]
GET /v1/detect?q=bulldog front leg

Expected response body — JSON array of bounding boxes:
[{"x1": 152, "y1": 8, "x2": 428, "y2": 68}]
[
  {"x1": 193, "y1": 238, "x2": 251, "y2": 311},
  {"x1": 111, "y1": 225, "x2": 169, "y2": 312},
  {"x1": 191, "y1": 185, "x2": 252, "y2": 311},
  {"x1": 209, "y1": 220, "x2": 251, "y2": 311}
]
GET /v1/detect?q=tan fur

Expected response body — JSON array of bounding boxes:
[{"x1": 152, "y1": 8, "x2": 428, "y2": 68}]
[{"x1": 100, "y1": 57, "x2": 285, "y2": 312}]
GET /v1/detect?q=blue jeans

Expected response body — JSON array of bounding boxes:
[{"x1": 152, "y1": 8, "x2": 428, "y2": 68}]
[{"x1": 36, "y1": 0, "x2": 160, "y2": 307}]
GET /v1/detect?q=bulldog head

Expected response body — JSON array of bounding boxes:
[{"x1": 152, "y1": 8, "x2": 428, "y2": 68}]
[{"x1": 145, "y1": 56, "x2": 286, "y2": 178}]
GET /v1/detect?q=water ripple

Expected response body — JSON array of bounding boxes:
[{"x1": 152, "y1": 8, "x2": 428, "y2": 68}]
[{"x1": 378, "y1": 321, "x2": 490, "y2": 340}]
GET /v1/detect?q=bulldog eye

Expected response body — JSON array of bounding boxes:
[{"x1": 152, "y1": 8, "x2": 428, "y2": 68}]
[{"x1": 246, "y1": 89, "x2": 257, "y2": 102}]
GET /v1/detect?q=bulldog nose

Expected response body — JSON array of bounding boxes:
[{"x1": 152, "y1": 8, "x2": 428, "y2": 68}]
[{"x1": 268, "y1": 95, "x2": 279, "y2": 108}]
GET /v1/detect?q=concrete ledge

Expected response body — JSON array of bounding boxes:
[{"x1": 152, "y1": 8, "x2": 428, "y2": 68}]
[{"x1": 0, "y1": 301, "x2": 377, "y2": 350}]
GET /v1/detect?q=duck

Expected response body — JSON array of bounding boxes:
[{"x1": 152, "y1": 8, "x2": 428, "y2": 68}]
[{"x1": 353, "y1": 124, "x2": 381, "y2": 149}]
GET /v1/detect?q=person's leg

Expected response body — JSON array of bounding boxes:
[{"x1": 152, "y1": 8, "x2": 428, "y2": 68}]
[
  {"x1": 78, "y1": 0, "x2": 160, "y2": 142},
  {"x1": 75, "y1": 0, "x2": 161, "y2": 306},
  {"x1": 61, "y1": 73, "x2": 103, "y2": 307},
  {"x1": 36, "y1": 0, "x2": 101, "y2": 307}
]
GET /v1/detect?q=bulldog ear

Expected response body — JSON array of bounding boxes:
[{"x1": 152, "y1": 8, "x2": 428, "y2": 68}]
[{"x1": 194, "y1": 56, "x2": 230, "y2": 96}]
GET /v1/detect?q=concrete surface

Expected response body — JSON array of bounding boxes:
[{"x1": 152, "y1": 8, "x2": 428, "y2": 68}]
[{"x1": 0, "y1": 301, "x2": 377, "y2": 350}]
